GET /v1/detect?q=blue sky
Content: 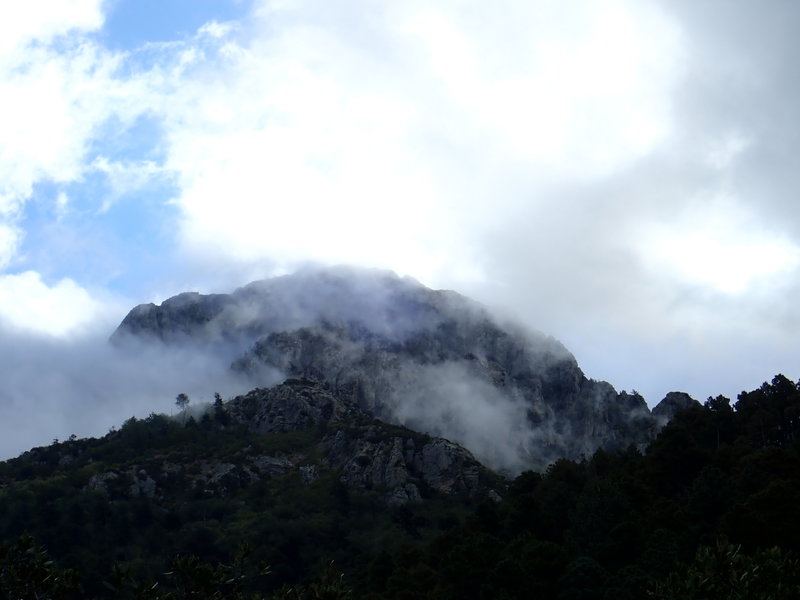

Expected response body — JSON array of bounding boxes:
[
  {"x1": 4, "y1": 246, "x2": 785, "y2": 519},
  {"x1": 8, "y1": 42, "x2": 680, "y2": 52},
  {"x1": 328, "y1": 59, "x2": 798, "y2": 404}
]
[
  {"x1": 100, "y1": 0, "x2": 247, "y2": 51},
  {"x1": 1, "y1": 0, "x2": 800, "y2": 414},
  {"x1": 7, "y1": 1, "x2": 249, "y2": 300}
]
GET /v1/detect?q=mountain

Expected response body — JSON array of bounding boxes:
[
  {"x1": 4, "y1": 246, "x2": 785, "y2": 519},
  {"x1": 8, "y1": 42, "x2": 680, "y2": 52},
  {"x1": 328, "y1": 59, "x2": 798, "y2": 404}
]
[
  {"x1": 0, "y1": 376, "x2": 501, "y2": 597},
  {"x1": 113, "y1": 266, "x2": 680, "y2": 472},
  {"x1": 2, "y1": 372, "x2": 798, "y2": 598},
  {"x1": 7, "y1": 264, "x2": 800, "y2": 598}
]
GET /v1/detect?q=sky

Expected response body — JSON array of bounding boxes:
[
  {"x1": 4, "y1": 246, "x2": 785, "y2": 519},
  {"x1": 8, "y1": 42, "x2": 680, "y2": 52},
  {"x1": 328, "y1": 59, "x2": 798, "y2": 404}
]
[{"x1": 1, "y1": 0, "x2": 800, "y2": 454}]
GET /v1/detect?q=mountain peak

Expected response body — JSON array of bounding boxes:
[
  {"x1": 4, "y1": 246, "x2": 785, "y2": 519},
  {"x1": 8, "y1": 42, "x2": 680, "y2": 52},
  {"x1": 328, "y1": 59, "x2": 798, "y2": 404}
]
[{"x1": 112, "y1": 266, "x2": 659, "y2": 473}]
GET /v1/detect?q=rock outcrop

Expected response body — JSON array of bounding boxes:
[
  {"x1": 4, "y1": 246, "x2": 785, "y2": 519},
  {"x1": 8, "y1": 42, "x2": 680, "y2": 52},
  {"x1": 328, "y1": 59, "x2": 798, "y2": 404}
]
[
  {"x1": 225, "y1": 378, "x2": 359, "y2": 434},
  {"x1": 323, "y1": 427, "x2": 486, "y2": 503},
  {"x1": 652, "y1": 391, "x2": 700, "y2": 425},
  {"x1": 224, "y1": 378, "x2": 495, "y2": 502}
]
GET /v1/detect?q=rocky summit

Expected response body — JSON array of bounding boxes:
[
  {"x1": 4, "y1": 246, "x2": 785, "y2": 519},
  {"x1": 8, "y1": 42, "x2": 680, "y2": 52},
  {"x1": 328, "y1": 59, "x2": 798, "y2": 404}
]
[{"x1": 113, "y1": 266, "x2": 692, "y2": 473}]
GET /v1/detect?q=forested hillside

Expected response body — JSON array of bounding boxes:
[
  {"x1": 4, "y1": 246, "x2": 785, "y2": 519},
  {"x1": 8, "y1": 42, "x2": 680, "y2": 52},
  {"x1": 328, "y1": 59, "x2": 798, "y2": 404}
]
[{"x1": 1, "y1": 374, "x2": 800, "y2": 598}]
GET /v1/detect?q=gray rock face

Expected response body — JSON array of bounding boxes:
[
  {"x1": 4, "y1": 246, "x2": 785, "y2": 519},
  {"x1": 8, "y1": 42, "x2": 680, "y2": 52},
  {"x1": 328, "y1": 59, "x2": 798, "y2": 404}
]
[
  {"x1": 128, "y1": 468, "x2": 157, "y2": 498},
  {"x1": 249, "y1": 455, "x2": 295, "y2": 476},
  {"x1": 225, "y1": 378, "x2": 359, "y2": 433},
  {"x1": 652, "y1": 391, "x2": 699, "y2": 425},
  {"x1": 86, "y1": 471, "x2": 118, "y2": 493},
  {"x1": 112, "y1": 266, "x2": 663, "y2": 473},
  {"x1": 111, "y1": 292, "x2": 238, "y2": 344},
  {"x1": 322, "y1": 426, "x2": 485, "y2": 501},
  {"x1": 224, "y1": 379, "x2": 496, "y2": 503}
]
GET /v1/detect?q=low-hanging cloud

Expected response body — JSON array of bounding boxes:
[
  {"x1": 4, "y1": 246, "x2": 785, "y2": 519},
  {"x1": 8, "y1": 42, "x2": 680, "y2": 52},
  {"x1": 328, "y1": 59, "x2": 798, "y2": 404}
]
[
  {"x1": 0, "y1": 325, "x2": 263, "y2": 460},
  {"x1": 389, "y1": 361, "x2": 538, "y2": 474}
]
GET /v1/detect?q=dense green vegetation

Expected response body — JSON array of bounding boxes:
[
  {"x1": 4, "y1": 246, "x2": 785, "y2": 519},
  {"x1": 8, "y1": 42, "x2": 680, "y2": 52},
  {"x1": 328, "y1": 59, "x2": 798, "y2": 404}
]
[
  {"x1": 2, "y1": 374, "x2": 800, "y2": 598},
  {"x1": 0, "y1": 403, "x2": 471, "y2": 598}
]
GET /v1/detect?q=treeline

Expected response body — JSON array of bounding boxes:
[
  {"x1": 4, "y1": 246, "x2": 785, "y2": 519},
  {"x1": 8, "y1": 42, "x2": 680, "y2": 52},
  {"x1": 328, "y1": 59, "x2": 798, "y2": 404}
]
[
  {"x1": 0, "y1": 533, "x2": 353, "y2": 599},
  {"x1": 1, "y1": 375, "x2": 800, "y2": 598}
]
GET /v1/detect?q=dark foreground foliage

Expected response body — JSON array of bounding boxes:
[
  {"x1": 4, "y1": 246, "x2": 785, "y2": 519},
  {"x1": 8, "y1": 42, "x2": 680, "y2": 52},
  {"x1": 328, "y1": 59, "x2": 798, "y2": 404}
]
[
  {"x1": 2, "y1": 374, "x2": 800, "y2": 598},
  {"x1": 0, "y1": 534, "x2": 352, "y2": 599}
]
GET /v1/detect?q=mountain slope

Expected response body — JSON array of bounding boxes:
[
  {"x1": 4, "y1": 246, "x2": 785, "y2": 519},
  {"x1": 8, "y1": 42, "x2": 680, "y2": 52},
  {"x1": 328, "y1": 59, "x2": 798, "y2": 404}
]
[
  {"x1": 0, "y1": 378, "x2": 499, "y2": 596},
  {"x1": 1, "y1": 374, "x2": 798, "y2": 599},
  {"x1": 113, "y1": 266, "x2": 667, "y2": 472}
]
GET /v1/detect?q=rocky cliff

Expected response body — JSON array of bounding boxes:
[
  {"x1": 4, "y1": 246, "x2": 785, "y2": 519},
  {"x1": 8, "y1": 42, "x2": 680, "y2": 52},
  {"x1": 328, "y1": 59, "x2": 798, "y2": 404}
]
[{"x1": 112, "y1": 266, "x2": 688, "y2": 473}]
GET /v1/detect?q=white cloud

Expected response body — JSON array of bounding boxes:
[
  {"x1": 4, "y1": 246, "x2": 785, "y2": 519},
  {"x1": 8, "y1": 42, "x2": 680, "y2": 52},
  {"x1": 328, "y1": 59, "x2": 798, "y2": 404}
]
[
  {"x1": 0, "y1": 224, "x2": 22, "y2": 268},
  {"x1": 55, "y1": 191, "x2": 70, "y2": 218},
  {"x1": 640, "y1": 196, "x2": 800, "y2": 295},
  {"x1": 0, "y1": 0, "x2": 114, "y2": 209},
  {"x1": 647, "y1": 231, "x2": 799, "y2": 295},
  {"x1": 0, "y1": 271, "x2": 116, "y2": 337},
  {"x1": 402, "y1": 1, "x2": 683, "y2": 174},
  {"x1": 134, "y1": 0, "x2": 686, "y2": 289},
  {"x1": 0, "y1": 44, "x2": 115, "y2": 210},
  {"x1": 90, "y1": 156, "x2": 168, "y2": 210},
  {"x1": 0, "y1": 0, "x2": 104, "y2": 56},
  {"x1": 0, "y1": 0, "x2": 161, "y2": 270}
]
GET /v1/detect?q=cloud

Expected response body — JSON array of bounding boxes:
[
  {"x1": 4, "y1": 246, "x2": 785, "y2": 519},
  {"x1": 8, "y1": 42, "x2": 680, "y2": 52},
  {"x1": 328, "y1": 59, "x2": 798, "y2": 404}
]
[
  {"x1": 640, "y1": 197, "x2": 800, "y2": 295},
  {"x1": 0, "y1": 328, "x2": 257, "y2": 459},
  {"x1": 0, "y1": 1, "x2": 164, "y2": 333},
  {"x1": 0, "y1": 224, "x2": 21, "y2": 269},
  {"x1": 0, "y1": 271, "x2": 118, "y2": 337},
  {"x1": 0, "y1": 0, "x2": 104, "y2": 56},
  {"x1": 0, "y1": 6, "x2": 111, "y2": 214},
  {"x1": 123, "y1": 0, "x2": 684, "y2": 288},
  {"x1": 90, "y1": 156, "x2": 169, "y2": 211},
  {"x1": 390, "y1": 361, "x2": 538, "y2": 474},
  {"x1": 400, "y1": 0, "x2": 682, "y2": 172}
]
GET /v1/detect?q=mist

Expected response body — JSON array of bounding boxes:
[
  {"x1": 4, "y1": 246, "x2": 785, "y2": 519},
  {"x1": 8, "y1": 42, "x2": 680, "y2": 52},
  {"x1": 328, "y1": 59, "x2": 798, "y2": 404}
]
[
  {"x1": 388, "y1": 362, "x2": 538, "y2": 474},
  {"x1": 222, "y1": 266, "x2": 603, "y2": 474},
  {"x1": 0, "y1": 324, "x2": 264, "y2": 460}
]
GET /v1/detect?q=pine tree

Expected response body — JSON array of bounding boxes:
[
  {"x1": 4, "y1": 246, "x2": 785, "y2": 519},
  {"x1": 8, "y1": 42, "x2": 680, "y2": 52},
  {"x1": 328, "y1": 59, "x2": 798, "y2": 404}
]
[{"x1": 175, "y1": 393, "x2": 190, "y2": 424}]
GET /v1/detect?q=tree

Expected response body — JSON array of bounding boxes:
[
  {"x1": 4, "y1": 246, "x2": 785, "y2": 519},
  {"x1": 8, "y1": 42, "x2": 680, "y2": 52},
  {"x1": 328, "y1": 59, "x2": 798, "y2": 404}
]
[
  {"x1": 0, "y1": 534, "x2": 80, "y2": 599},
  {"x1": 175, "y1": 393, "x2": 190, "y2": 424},
  {"x1": 213, "y1": 392, "x2": 229, "y2": 426},
  {"x1": 650, "y1": 542, "x2": 800, "y2": 599}
]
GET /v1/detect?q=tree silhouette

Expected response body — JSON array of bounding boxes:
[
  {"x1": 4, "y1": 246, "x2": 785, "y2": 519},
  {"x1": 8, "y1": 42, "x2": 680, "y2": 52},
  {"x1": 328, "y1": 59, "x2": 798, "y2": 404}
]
[
  {"x1": 175, "y1": 393, "x2": 190, "y2": 424},
  {"x1": 213, "y1": 392, "x2": 229, "y2": 425}
]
